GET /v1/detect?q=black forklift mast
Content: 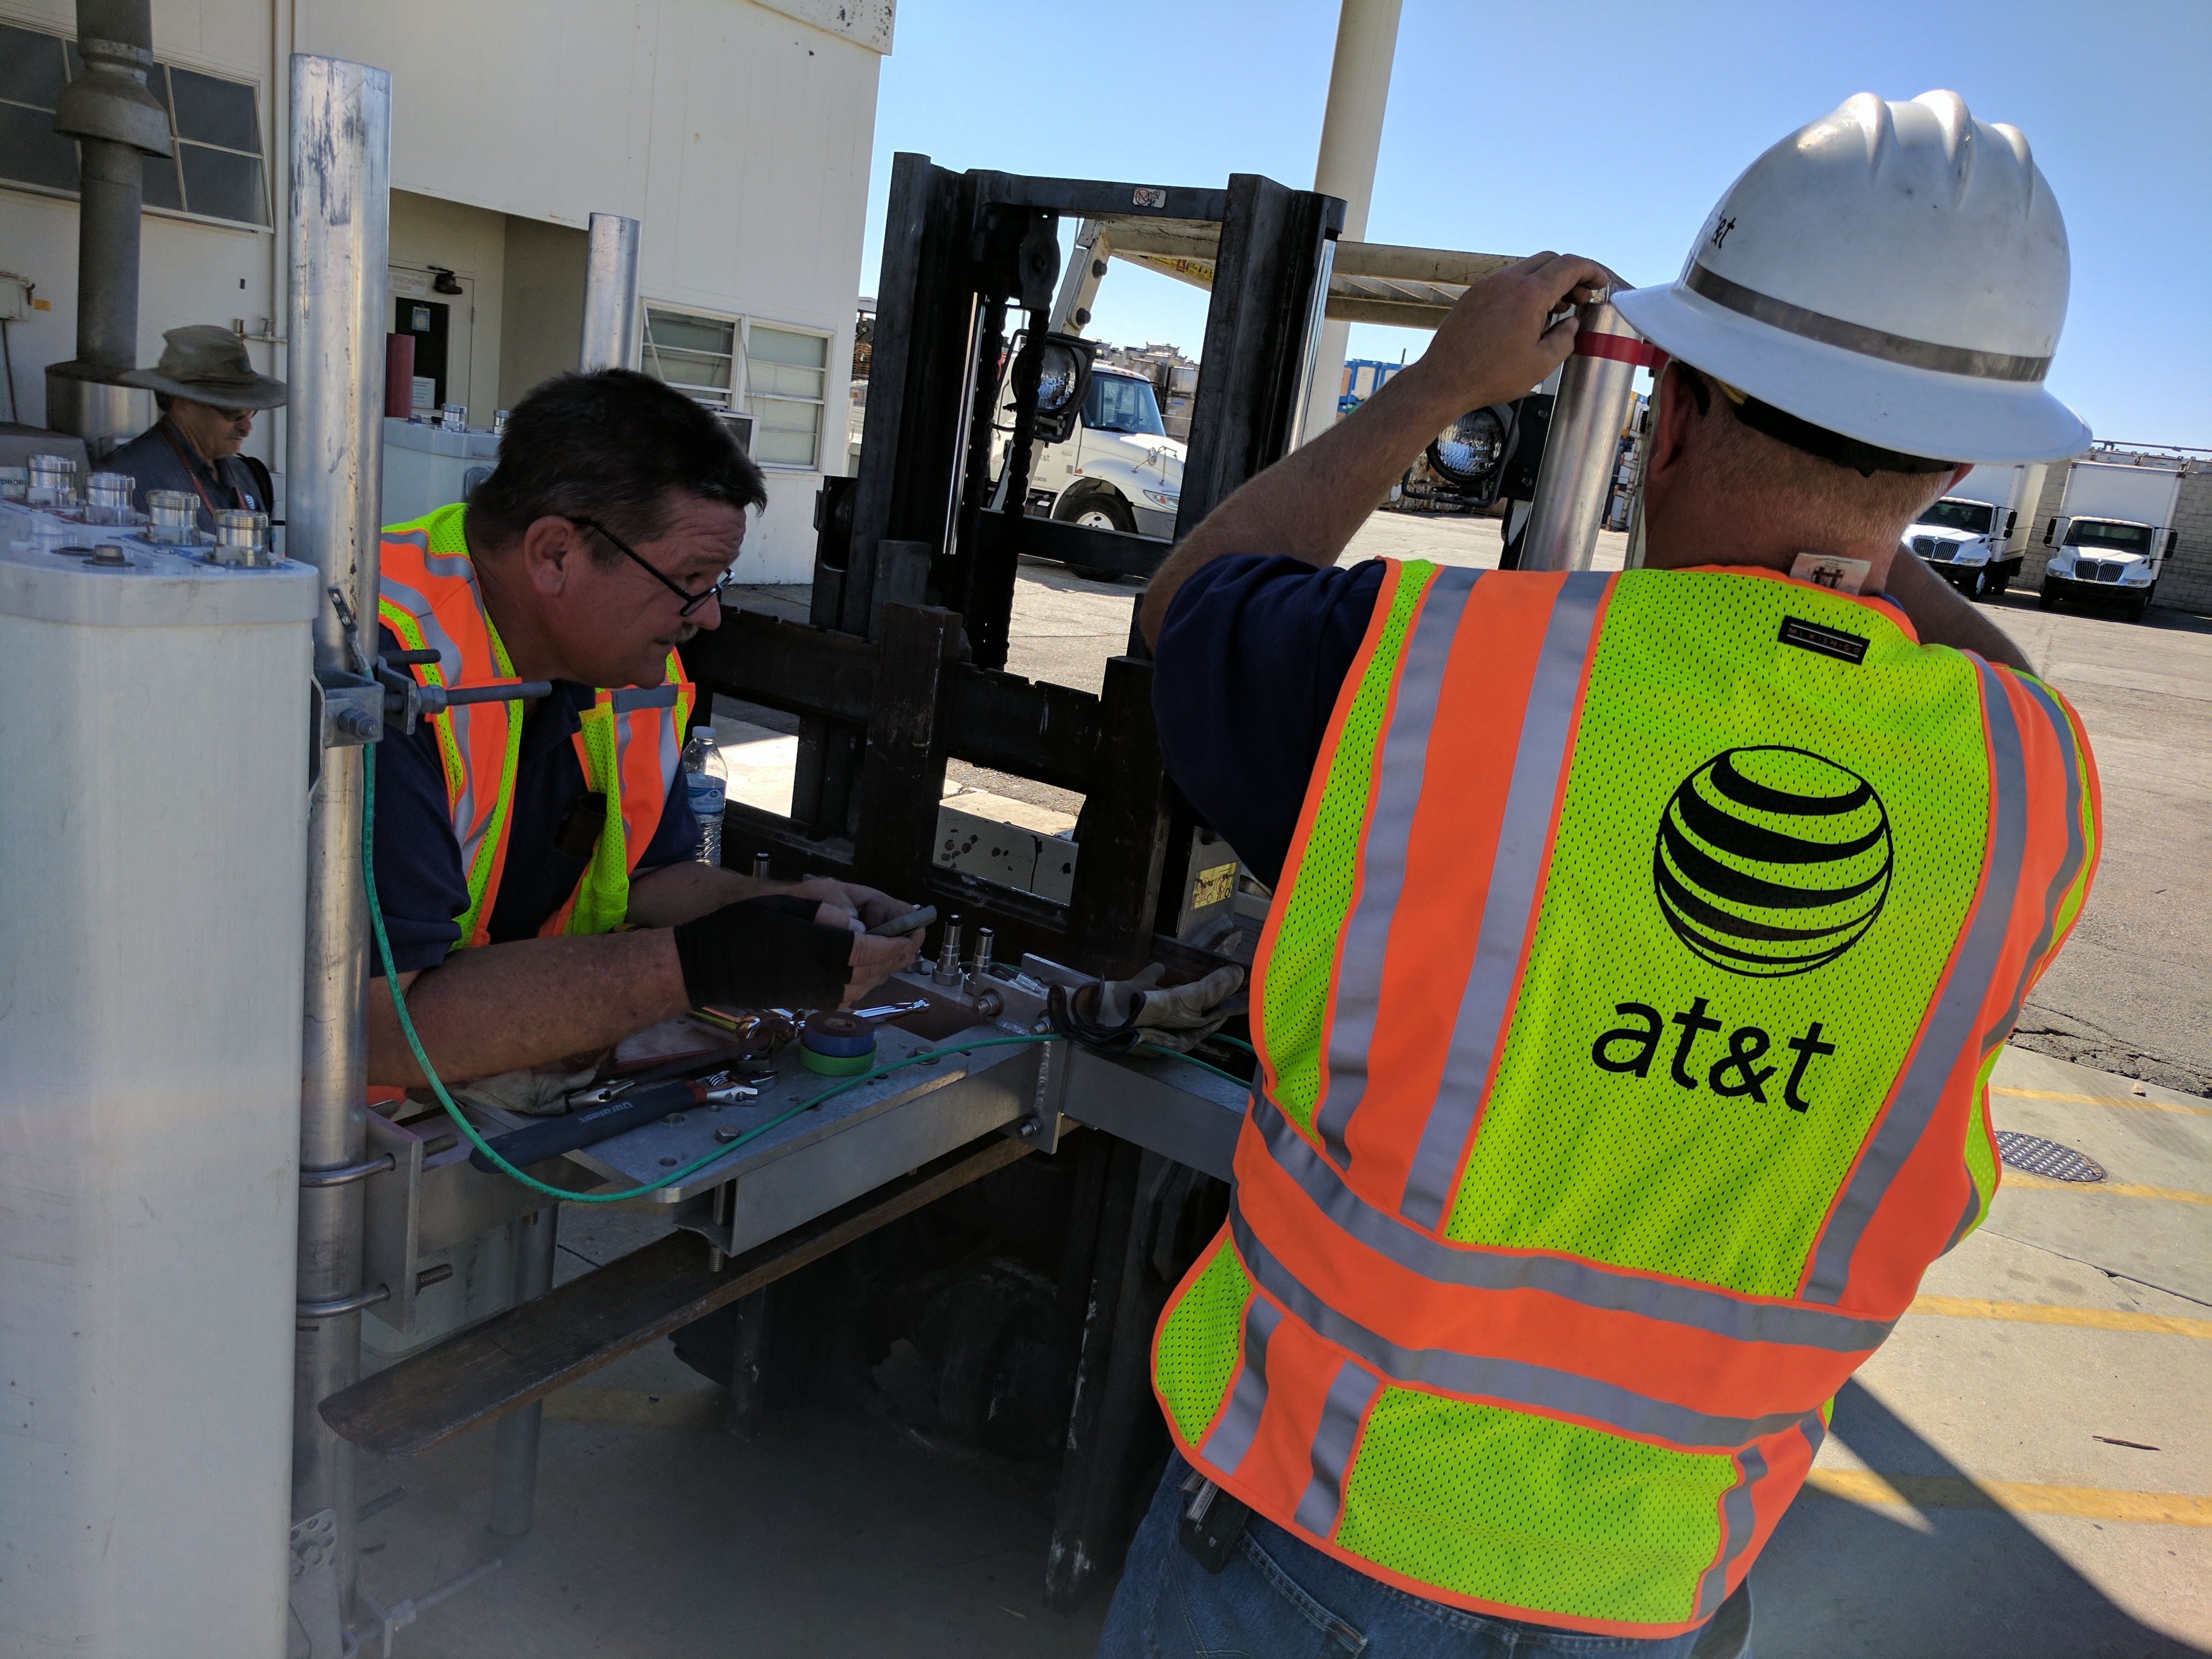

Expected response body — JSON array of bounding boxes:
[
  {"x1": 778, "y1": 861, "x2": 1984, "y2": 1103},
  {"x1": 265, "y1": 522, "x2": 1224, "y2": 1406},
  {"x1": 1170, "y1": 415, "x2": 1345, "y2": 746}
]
[{"x1": 680, "y1": 154, "x2": 1343, "y2": 983}]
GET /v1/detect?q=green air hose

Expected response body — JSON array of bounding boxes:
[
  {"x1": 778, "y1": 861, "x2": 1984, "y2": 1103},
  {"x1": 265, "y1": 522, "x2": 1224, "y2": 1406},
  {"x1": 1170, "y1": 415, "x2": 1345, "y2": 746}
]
[{"x1": 362, "y1": 743, "x2": 1057, "y2": 1205}]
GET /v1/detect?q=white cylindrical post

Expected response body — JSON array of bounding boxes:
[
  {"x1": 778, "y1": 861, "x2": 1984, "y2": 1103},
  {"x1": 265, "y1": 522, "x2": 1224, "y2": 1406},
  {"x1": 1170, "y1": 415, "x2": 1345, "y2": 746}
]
[
  {"x1": 0, "y1": 530, "x2": 316, "y2": 1654},
  {"x1": 580, "y1": 213, "x2": 643, "y2": 372},
  {"x1": 285, "y1": 52, "x2": 391, "y2": 1644},
  {"x1": 1297, "y1": 0, "x2": 1403, "y2": 446},
  {"x1": 1516, "y1": 297, "x2": 1644, "y2": 572}
]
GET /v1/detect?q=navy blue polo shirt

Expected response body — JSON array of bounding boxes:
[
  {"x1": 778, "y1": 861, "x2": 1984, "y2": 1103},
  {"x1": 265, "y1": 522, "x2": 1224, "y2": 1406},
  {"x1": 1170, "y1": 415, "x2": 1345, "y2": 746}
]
[
  {"x1": 1152, "y1": 556, "x2": 1387, "y2": 890},
  {"x1": 370, "y1": 624, "x2": 698, "y2": 975}
]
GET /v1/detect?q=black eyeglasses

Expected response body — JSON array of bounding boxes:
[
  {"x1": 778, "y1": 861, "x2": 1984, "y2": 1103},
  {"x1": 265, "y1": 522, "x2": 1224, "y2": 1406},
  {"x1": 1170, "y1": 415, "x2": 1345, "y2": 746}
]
[{"x1": 570, "y1": 517, "x2": 734, "y2": 617}]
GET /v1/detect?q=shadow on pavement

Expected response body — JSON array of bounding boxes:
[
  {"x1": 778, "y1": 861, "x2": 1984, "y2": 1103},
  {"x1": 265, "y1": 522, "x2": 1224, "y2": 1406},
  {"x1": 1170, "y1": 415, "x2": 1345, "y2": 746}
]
[{"x1": 1750, "y1": 1381, "x2": 2205, "y2": 1658}]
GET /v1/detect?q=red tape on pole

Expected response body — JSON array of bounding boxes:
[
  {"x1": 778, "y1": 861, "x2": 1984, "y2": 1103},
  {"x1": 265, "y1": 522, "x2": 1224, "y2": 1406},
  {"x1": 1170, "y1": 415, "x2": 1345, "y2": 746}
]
[{"x1": 1574, "y1": 333, "x2": 1669, "y2": 373}]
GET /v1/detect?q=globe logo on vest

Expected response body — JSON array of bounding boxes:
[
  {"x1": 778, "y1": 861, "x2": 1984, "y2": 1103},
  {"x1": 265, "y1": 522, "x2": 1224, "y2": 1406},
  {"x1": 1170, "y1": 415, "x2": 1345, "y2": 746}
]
[{"x1": 1654, "y1": 746, "x2": 1892, "y2": 977}]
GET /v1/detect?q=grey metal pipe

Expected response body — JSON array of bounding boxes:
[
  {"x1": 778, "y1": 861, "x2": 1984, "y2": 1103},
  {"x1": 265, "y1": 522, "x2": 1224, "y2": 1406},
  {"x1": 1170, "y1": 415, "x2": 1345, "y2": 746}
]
[
  {"x1": 489, "y1": 1208, "x2": 561, "y2": 1537},
  {"x1": 284, "y1": 53, "x2": 391, "y2": 1642},
  {"x1": 1516, "y1": 296, "x2": 1644, "y2": 572},
  {"x1": 54, "y1": 0, "x2": 169, "y2": 370},
  {"x1": 579, "y1": 213, "x2": 642, "y2": 372},
  {"x1": 73, "y1": 138, "x2": 143, "y2": 371}
]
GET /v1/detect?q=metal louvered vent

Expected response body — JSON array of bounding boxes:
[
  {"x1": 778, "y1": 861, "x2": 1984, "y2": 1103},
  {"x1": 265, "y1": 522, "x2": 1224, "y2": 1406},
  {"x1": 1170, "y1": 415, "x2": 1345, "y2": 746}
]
[{"x1": 1996, "y1": 1131, "x2": 2106, "y2": 1183}]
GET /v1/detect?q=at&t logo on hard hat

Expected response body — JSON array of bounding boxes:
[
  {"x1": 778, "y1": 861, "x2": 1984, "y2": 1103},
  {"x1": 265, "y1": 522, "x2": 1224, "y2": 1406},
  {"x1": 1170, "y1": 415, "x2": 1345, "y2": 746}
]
[{"x1": 1653, "y1": 747, "x2": 1893, "y2": 976}]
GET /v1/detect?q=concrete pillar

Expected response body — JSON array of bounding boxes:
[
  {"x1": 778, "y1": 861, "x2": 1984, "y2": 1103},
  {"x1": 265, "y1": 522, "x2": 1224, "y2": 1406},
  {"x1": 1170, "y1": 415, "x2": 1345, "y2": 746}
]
[{"x1": 1298, "y1": 0, "x2": 1403, "y2": 446}]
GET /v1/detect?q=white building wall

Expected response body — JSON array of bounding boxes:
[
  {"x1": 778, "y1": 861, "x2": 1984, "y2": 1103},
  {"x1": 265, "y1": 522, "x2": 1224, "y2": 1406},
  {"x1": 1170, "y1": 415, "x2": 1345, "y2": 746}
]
[
  {"x1": 2, "y1": 0, "x2": 889, "y2": 583},
  {"x1": 296, "y1": 0, "x2": 885, "y2": 581}
]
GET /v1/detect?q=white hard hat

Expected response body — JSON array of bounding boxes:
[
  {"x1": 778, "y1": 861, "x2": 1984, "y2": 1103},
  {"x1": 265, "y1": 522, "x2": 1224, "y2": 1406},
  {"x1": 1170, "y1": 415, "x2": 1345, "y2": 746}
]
[{"x1": 1614, "y1": 91, "x2": 2090, "y2": 466}]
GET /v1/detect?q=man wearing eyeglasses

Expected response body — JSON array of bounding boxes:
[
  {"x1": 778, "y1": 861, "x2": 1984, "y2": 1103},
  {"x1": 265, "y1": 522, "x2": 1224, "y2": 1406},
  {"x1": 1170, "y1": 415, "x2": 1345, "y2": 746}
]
[{"x1": 366, "y1": 368, "x2": 923, "y2": 1090}]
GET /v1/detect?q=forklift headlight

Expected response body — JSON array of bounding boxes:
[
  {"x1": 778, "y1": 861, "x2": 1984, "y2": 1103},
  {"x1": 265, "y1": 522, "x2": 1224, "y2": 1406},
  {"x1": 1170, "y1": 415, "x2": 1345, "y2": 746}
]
[
  {"x1": 1037, "y1": 342, "x2": 1086, "y2": 415},
  {"x1": 1428, "y1": 406, "x2": 1509, "y2": 487},
  {"x1": 1021, "y1": 332, "x2": 1095, "y2": 446}
]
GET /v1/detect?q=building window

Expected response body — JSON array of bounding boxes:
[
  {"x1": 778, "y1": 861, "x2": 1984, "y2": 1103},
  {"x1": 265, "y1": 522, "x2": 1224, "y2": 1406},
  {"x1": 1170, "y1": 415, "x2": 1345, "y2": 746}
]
[
  {"x1": 642, "y1": 306, "x2": 737, "y2": 404},
  {"x1": 0, "y1": 22, "x2": 269, "y2": 228},
  {"x1": 743, "y1": 324, "x2": 827, "y2": 470}
]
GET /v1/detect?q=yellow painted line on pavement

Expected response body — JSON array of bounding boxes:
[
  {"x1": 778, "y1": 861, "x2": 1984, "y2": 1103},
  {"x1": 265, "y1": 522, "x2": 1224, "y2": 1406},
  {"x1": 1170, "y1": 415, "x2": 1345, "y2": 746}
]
[
  {"x1": 1992, "y1": 1085, "x2": 2212, "y2": 1118},
  {"x1": 1908, "y1": 1295, "x2": 2212, "y2": 1339},
  {"x1": 1803, "y1": 1469, "x2": 2212, "y2": 1527},
  {"x1": 2002, "y1": 1173, "x2": 2212, "y2": 1205}
]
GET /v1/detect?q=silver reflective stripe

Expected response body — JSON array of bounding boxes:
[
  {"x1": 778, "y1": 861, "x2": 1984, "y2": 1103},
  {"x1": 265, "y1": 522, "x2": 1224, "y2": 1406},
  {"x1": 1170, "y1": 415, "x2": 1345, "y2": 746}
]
[
  {"x1": 610, "y1": 684, "x2": 680, "y2": 713},
  {"x1": 1253, "y1": 1095, "x2": 1893, "y2": 1353},
  {"x1": 1292, "y1": 1360, "x2": 1381, "y2": 1540},
  {"x1": 1696, "y1": 1444, "x2": 1766, "y2": 1619},
  {"x1": 1198, "y1": 1294, "x2": 1283, "y2": 1477},
  {"x1": 1314, "y1": 567, "x2": 1481, "y2": 1167},
  {"x1": 1231, "y1": 1214, "x2": 1809, "y2": 1449},
  {"x1": 1802, "y1": 659, "x2": 2030, "y2": 1304},
  {"x1": 1685, "y1": 263, "x2": 2052, "y2": 384},
  {"x1": 1401, "y1": 574, "x2": 1610, "y2": 1230}
]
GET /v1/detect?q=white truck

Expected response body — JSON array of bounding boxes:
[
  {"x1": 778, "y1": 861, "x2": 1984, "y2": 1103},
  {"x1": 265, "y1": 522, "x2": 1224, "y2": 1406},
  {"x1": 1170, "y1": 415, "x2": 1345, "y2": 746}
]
[
  {"x1": 1026, "y1": 363, "x2": 1185, "y2": 548},
  {"x1": 2037, "y1": 460, "x2": 2185, "y2": 623},
  {"x1": 1903, "y1": 462, "x2": 2047, "y2": 601}
]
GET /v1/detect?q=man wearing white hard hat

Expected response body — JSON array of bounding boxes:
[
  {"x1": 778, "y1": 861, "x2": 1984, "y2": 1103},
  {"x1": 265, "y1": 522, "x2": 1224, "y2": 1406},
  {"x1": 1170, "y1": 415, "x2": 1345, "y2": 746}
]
[{"x1": 1097, "y1": 92, "x2": 2102, "y2": 1657}]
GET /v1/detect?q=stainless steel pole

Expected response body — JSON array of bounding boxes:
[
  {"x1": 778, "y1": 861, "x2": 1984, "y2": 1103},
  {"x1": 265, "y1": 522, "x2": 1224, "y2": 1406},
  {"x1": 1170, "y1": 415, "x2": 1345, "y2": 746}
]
[
  {"x1": 1516, "y1": 295, "x2": 1644, "y2": 572},
  {"x1": 579, "y1": 213, "x2": 643, "y2": 372},
  {"x1": 286, "y1": 53, "x2": 391, "y2": 1641},
  {"x1": 489, "y1": 1208, "x2": 560, "y2": 1537}
]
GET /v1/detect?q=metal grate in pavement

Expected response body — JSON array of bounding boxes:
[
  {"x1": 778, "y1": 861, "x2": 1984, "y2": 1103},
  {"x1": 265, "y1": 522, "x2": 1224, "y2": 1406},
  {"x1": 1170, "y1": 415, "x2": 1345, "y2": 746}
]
[{"x1": 1996, "y1": 1131, "x2": 2107, "y2": 1183}]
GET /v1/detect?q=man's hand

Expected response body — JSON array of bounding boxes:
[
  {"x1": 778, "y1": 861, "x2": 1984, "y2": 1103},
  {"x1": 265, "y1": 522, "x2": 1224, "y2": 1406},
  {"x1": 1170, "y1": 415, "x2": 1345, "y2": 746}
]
[
  {"x1": 1138, "y1": 251, "x2": 1613, "y2": 644},
  {"x1": 1400, "y1": 252, "x2": 1616, "y2": 420},
  {"x1": 787, "y1": 878, "x2": 926, "y2": 1004},
  {"x1": 790, "y1": 876, "x2": 922, "y2": 938}
]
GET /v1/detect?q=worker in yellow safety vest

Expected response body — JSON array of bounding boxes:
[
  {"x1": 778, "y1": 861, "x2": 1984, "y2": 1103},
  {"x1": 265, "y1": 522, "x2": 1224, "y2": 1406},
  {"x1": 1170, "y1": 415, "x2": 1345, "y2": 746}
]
[
  {"x1": 1098, "y1": 92, "x2": 2100, "y2": 1657},
  {"x1": 366, "y1": 370, "x2": 923, "y2": 1091}
]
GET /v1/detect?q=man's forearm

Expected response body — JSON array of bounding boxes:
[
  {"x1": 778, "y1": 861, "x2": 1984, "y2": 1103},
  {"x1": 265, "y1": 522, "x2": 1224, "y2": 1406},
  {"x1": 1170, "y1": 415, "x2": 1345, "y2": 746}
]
[
  {"x1": 367, "y1": 931, "x2": 686, "y2": 1086},
  {"x1": 1139, "y1": 364, "x2": 1466, "y2": 644},
  {"x1": 1884, "y1": 550, "x2": 2035, "y2": 675}
]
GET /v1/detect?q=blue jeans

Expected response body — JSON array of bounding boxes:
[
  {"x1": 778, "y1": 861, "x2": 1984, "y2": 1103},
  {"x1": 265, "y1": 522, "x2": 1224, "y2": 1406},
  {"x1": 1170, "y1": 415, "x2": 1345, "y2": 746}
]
[{"x1": 1097, "y1": 1456, "x2": 1747, "y2": 1658}]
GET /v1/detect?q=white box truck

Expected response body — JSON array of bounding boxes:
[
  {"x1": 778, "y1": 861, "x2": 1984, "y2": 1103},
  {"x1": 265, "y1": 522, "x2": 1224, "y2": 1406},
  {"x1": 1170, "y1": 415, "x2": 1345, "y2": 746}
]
[
  {"x1": 1903, "y1": 462, "x2": 2046, "y2": 601},
  {"x1": 2037, "y1": 460, "x2": 2185, "y2": 623}
]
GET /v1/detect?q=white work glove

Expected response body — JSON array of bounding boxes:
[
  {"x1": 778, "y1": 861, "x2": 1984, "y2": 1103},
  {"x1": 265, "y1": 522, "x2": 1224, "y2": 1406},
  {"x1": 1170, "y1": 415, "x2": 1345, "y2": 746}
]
[
  {"x1": 1091, "y1": 962, "x2": 1247, "y2": 1054},
  {"x1": 449, "y1": 1064, "x2": 601, "y2": 1119}
]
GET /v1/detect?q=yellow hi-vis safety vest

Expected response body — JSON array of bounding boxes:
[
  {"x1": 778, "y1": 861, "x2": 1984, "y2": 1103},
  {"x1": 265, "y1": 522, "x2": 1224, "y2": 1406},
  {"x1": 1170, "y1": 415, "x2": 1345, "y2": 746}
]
[
  {"x1": 1152, "y1": 561, "x2": 2098, "y2": 1638},
  {"x1": 375, "y1": 503, "x2": 696, "y2": 950}
]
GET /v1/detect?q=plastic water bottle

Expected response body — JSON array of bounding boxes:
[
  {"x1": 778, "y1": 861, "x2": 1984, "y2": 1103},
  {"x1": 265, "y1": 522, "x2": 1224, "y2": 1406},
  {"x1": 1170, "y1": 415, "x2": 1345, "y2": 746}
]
[{"x1": 681, "y1": 726, "x2": 726, "y2": 867}]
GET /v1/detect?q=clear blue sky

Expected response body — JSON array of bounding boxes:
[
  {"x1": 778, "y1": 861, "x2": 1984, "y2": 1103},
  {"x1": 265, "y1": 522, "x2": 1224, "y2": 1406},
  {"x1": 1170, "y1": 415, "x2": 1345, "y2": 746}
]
[{"x1": 860, "y1": 0, "x2": 2212, "y2": 450}]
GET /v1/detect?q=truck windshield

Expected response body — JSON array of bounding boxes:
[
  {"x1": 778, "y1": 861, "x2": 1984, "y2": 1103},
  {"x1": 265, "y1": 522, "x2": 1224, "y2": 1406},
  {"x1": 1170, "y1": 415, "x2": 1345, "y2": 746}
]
[
  {"x1": 2066, "y1": 520, "x2": 2154, "y2": 555},
  {"x1": 1916, "y1": 498, "x2": 1994, "y2": 535},
  {"x1": 1084, "y1": 373, "x2": 1166, "y2": 437}
]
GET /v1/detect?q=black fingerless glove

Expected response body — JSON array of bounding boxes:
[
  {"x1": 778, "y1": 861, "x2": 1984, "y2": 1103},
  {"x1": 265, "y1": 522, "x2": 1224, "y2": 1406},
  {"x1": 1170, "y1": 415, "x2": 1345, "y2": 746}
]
[{"x1": 670, "y1": 895, "x2": 853, "y2": 1009}]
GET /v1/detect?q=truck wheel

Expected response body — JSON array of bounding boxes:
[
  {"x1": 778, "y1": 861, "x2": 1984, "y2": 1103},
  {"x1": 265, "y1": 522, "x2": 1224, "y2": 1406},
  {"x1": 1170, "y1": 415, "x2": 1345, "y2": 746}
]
[
  {"x1": 1964, "y1": 568, "x2": 1990, "y2": 601},
  {"x1": 2037, "y1": 589, "x2": 2059, "y2": 612},
  {"x1": 1989, "y1": 566, "x2": 2012, "y2": 598},
  {"x1": 1052, "y1": 486, "x2": 1136, "y2": 581},
  {"x1": 2126, "y1": 594, "x2": 2150, "y2": 624}
]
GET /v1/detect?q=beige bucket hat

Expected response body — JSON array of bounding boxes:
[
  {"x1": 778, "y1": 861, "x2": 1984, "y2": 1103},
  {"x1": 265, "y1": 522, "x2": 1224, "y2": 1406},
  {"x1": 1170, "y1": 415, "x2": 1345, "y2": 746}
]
[{"x1": 119, "y1": 324, "x2": 289, "y2": 409}]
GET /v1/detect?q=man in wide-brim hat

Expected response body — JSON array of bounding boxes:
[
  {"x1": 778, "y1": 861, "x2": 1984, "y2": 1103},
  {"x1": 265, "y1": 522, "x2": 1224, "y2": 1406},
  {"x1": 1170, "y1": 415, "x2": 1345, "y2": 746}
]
[{"x1": 109, "y1": 323, "x2": 287, "y2": 530}]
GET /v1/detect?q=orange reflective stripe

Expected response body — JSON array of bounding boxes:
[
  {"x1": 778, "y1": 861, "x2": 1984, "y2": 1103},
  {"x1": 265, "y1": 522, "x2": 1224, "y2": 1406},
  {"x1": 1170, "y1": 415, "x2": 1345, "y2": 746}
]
[
  {"x1": 1324, "y1": 570, "x2": 1564, "y2": 1214},
  {"x1": 1799, "y1": 658, "x2": 2032, "y2": 1307},
  {"x1": 1242, "y1": 1095, "x2": 1896, "y2": 1355},
  {"x1": 1397, "y1": 572, "x2": 1611, "y2": 1231},
  {"x1": 1250, "y1": 560, "x2": 1427, "y2": 1120}
]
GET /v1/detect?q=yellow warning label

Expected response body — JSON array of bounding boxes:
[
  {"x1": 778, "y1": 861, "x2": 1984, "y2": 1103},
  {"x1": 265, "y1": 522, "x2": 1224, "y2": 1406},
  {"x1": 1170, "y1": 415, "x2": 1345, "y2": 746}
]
[{"x1": 1191, "y1": 861, "x2": 1238, "y2": 908}]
